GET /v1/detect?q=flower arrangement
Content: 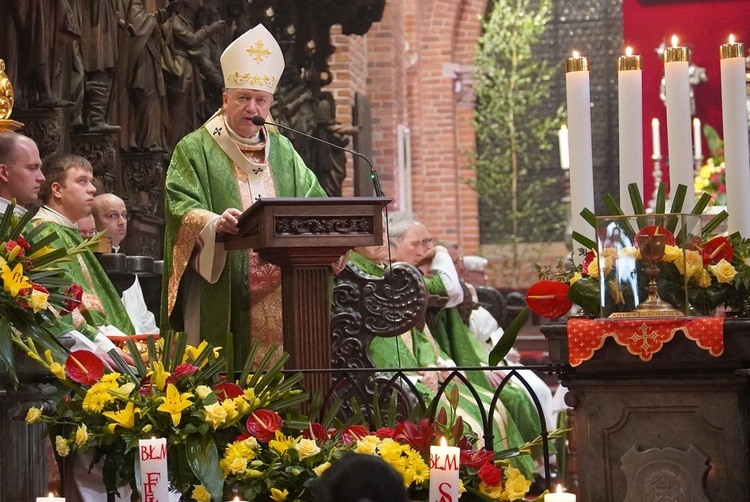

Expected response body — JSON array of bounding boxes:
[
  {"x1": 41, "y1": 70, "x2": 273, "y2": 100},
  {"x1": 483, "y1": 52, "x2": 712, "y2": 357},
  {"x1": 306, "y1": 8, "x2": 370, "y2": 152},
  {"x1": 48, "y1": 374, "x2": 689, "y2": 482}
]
[
  {"x1": 526, "y1": 184, "x2": 750, "y2": 319},
  {"x1": 0, "y1": 200, "x2": 89, "y2": 387},
  {"x1": 693, "y1": 124, "x2": 726, "y2": 205},
  {"x1": 23, "y1": 330, "x2": 547, "y2": 502}
]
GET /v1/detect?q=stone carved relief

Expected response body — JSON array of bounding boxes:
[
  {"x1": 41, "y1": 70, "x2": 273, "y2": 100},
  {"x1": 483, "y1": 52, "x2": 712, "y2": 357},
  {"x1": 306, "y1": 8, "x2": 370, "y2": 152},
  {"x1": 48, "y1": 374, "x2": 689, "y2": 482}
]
[
  {"x1": 121, "y1": 152, "x2": 167, "y2": 216},
  {"x1": 70, "y1": 131, "x2": 119, "y2": 193},
  {"x1": 621, "y1": 445, "x2": 710, "y2": 501},
  {"x1": 15, "y1": 109, "x2": 62, "y2": 159}
]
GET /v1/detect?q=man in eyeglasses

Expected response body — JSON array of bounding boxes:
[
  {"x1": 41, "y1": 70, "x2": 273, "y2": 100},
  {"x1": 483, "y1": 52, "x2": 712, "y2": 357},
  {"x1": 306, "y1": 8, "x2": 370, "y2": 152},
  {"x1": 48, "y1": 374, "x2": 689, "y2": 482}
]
[{"x1": 92, "y1": 193, "x2": 129, "y2": 252}]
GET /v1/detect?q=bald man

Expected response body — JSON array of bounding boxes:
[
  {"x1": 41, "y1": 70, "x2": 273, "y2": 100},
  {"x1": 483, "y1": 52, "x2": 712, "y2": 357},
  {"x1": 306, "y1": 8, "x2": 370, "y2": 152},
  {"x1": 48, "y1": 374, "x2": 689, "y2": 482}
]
[
  {"x1": 0, "y1": 132, "x2": 45, "y2": 216},
  {"x1": 92, "y1": 193, "x2": 128, "y2": 252}
]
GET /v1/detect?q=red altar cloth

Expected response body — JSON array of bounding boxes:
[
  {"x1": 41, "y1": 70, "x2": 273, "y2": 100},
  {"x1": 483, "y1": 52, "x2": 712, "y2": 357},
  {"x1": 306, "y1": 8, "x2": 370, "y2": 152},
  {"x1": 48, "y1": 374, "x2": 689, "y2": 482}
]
[{"x1": 567, "y1": 317, "x2": 724, "y2": 366}]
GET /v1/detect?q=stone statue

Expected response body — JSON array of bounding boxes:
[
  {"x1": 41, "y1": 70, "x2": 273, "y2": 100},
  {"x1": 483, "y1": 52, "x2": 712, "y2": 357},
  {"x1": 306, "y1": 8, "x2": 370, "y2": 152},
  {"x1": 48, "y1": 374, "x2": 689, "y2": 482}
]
[
  {"x1": 311, "y1": 91, "x2": 360, "y2": 196},
  {"x1": 116, "y1": 0, "x2": 167, "y2": 151},
  {"x1": 0, "y1": 0, "x2": 79, "y2": 109},
  {"x1": 155, "y1": 0, "x2": 225, "y2": 148}
]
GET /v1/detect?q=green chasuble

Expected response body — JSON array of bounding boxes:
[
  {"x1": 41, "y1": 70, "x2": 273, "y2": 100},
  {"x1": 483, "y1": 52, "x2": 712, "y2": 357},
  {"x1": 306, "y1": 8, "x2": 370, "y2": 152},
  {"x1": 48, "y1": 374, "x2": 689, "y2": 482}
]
[
  {"x1": 162, "y1": 122, "x2": 326, "y2": 368},
  {"x1": 349, "y1": 252, "x2": 535, "y2": 477},
  {"x1": 32, "y1": 208, "x2": 135, "y2": 339}
]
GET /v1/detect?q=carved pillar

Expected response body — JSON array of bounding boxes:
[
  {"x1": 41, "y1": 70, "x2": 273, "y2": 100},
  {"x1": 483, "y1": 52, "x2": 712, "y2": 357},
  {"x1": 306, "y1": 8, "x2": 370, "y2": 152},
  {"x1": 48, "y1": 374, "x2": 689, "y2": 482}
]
[
  {"x1": 70, "y1": 131, "x2": 120, "y2": 194},
  {"x1": 15, "y1": 108, "x2": 64, "y2": 159},
  {"x1": 120, "y1": 151, "x2": 167, "y2": 258}
]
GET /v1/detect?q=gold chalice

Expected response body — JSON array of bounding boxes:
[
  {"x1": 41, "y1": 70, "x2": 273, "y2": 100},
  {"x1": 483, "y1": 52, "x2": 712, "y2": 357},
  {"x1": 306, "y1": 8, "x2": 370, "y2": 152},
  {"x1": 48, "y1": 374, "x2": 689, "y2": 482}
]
[{"x1": 633, "y1": 233, "x2": 683, "y2": 315}]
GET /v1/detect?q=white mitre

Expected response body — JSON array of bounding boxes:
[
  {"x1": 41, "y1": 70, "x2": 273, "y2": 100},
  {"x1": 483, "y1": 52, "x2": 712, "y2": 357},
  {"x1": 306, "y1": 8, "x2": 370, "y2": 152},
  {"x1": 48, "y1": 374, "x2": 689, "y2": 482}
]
[{"x1": 220, "y1": 24, "x2": 284, "y2": 93}]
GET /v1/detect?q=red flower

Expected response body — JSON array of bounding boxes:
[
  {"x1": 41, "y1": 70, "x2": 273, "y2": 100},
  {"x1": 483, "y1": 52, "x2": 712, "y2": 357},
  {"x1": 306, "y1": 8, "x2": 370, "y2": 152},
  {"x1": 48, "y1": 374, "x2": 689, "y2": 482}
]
[
  {"x1": 634, "y1": 226, "x2": 676, "y2": 248},
  {"x1": 460, "y1": 448, "x2": 495, "y2": 469},
  {"x1": 5, "y1": 239, "x2": 25, "y2": 259},
  {"x1": 139, "y1": 375, "x2": 152, "y2": 395},
  {"x1": 339, "y1": 425, "x2": 370, "y2": 444},
  {"x1": 477, "y1": 461, "x2": 503, "y2": 487},
  {"x1": 16, "y1": 236, "x2": 30, "y2": 251},
  {"x1": 375, "y1": 427, "x2": 395, "y2": 439},
  {"x1": 526, "y1": 280, "x2": 572, "y2": 319},
  {"x1": 392, "y1": 418, "x2": 436, "y2": 453},
  {"x1": 245, "y1": 410, "x2": 283, "y2": 442},
  {"x1": 65, "y1": 350, "x2": 105, "y2": 386},
  {"x1": 60, "y1": 283, "x2": 84, "y2": 316},
  {"x1": 235, "y1": 433, "x2": 251, "y2": 442},
  {"x1": 212, "y1": 381, "x2": 244, "y2": 402},
  {"x1": 165, "y1": 363, "x2": 199, "y2": 385},
  {"x1": 701, "y1": 236, "x2": 733, "y2": 266},
  {"x1": 301, "y1": 423, "x2": 330, "y2": 442}
]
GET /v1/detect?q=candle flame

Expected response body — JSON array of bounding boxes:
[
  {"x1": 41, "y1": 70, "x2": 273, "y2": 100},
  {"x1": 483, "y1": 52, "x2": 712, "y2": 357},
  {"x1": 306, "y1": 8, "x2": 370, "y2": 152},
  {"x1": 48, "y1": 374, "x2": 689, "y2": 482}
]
[
  {"x1": 556, "y1": 484, "x2": 564, "y2": 493},
  {"x1": 440, "y1": 436, "x2": 448, "y2": 447},
  {"x1": 625, "y1": 46, "x2": 633, "y2": 56},
  {"x1": 572, "y1": 50, "x2": 579, "y2": 58},
  {"x1": 671, "y1": 35, "x2": 679, "y2": 47},
  {"x1": 729, "y1": 34, "x2": 735, "y2": 44},
  {"x1": 48, "y1": 494, "x2": 54, "y2": 499}
]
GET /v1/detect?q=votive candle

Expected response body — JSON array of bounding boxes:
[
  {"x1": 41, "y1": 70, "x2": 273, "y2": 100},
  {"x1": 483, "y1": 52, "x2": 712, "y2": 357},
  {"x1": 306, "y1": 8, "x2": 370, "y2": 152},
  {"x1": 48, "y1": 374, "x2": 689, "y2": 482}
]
[
  {"x1": 429, "y1": 437, "x2": 460, "y2": 502},
  {"x1": 719, "y1": 35, "x2": 750, "y2": 236},
  {"x1": 565, "y1": 51, "x2": 595, "y2": 241},
  {"x1": 617, "y1": 47, "x2": 643, "y2": 213},
  {"x1": 651, "y1": 118, "x2": 661, "y2": 158},
  {"x1": 36, "y1": 494, "x2": 65, "y2": 502},
  {"x1": 544, "y1": 484, "x2": 576, "y2": 501},
  {"x1": 663, "y1": 35, "x2": 694, "y2": 207}
]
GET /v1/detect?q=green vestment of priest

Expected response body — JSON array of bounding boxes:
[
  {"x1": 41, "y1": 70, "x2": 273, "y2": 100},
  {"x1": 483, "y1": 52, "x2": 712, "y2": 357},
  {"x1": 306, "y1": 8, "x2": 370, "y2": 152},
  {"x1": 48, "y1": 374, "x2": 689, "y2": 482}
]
[{"x1": 162, "y1": 117, "x2": 326, "y2": 368}]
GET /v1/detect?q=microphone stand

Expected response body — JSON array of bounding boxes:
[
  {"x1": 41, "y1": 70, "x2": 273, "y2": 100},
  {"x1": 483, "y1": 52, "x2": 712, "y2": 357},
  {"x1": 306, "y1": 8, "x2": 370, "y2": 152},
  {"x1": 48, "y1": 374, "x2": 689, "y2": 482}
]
[{"x1": 251, "y1": 115, "x2": 384, "y2": 197}]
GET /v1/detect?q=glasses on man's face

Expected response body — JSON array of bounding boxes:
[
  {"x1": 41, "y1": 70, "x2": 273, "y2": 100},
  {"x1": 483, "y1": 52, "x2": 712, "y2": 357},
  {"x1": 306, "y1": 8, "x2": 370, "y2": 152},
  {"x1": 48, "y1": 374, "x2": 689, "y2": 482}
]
[
  {"x1": 79, "y1": 230, "x2": 98, "y2": 239},
  {"x1": 105, "y1": 212, "x2": 131, "y2": 221}
]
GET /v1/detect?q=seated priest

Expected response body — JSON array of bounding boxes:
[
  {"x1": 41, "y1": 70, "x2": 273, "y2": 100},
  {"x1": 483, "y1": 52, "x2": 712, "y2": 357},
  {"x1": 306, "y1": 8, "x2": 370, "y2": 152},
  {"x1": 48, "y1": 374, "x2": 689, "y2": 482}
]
[
  {"x1": 161, "y1": 23, "x2": 326, "y2": 368},
  {"x1": 32, "y1": 153, "x2": 138, "y2": 357},
  {"x1": 347, "y1": 233, "x2": 536, "y2": 478},
  {"x1": 387, "y1": 212, "x2": 543, "y2": 451},
  {"x1": 0, "y1": 131, "x2": 45, "y2": 217}
]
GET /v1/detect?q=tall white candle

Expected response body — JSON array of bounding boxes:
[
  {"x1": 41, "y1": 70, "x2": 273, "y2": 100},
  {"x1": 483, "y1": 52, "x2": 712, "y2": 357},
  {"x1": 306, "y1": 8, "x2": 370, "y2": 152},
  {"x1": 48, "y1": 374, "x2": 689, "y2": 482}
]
[
  {"x1": 651, "y1": 118, "x2": 661, "y2": 158},
  {"x1": 565, "y1": 52, "x2": 596, "y2": 241},
  {"x1": 692, "y1": 117, "x2": 702, "y2": 158},
  {"x1": 617, "y1": 47, "x2": 643, "y2": 214},
  {"x1": 664, "y1": 35, "x2": 694, "y2": 208},
  {"x1": 720, "y1": 35, "x2": 750, "y2": 236},
  {"x1": 139, "y1": 438, "x2": 170, "y2": 502},
  {"x1": 429, "y1": 437, "x2": 460, "y2": 502},
  {"x1": 559, "y1": 125, "x2": 570, "y2": 170},
  {"x1": 544, "y1": 484, "x2": 576, "y2": 501}
]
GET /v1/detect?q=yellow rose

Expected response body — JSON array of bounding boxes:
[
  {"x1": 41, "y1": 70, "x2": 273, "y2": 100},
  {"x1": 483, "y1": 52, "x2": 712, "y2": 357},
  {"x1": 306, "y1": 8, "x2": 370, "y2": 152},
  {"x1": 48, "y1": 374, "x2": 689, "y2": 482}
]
[
  {"x1": 191, "y1": 485, "x2": 212, "y2": 502},
  {"x1": 195, "y1": 385, "x2": 212, "y2": 400},
  {"x1": 75, "y1": 424, "x2": 89, "y2": 446},
  {"x1": 587, "y1": 255, "x2": 600, "y2": 279},
  {"x1": 355, "y1": 438, "x2": 378, "y2": 455},
  {"x1": 674, "y1": 249, "x2": 702, "y2": 279},
  {"x1": 294, "y1": 438, "x2": 321, "y2": 460},
  {"x1": 313, "y1": 462, "x2": 331, "y2": 477},
  {"x1": 28, "y1": 288, "x2": 49, "y2": 312},
  {"x1": 697, "y1": 268, "x2": 712, "y2": 288},
  {"x1": 203, "y1": 402, "x2": 228, "y2": 429},
  {"x1": 55, "y1": 435, "x2": 70, "y2": 457},
  {"x1": 221, "y1": 399, "x2": 238, "y2": 421},
  {"x1": 709, "y1": 259, "x2": 736, "y2": 284},
  {"x1": 270, "y1": 488, "x2": 289, "y2": 502},
  {"x1": 662, "y1": 245, "x2": 682, "y2": 263},
  {"x1": 25, "y1": 407, "x2": 42, "y2": 424}
]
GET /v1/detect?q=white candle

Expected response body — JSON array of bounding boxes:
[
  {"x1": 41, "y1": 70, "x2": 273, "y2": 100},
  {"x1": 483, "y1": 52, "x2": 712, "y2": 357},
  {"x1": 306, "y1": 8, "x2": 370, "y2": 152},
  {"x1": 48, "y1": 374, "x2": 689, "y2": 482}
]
[
  {"x1": 559, "y1": 125, "x2": 570, "y2": 170},
  {"x1": 429, "y1": 437, "x2": 460, "y2": 502},
  {"x1": 138, "y1": 437, "x2": 170, "y2": 502},
  {"x1": 36, "y1": 494, "x2": 65, "y2": 502},
  {"x1": 544, "y1": 484, "x2": 576, "y2": 501},
  {"x1": 617, "y1": 47, "x2": 644, "y2": 214},
  {"x1": 651, "y1": 118, "x2": 661, "y2": 158},
  {"x1": 720, "y1": 35, "x2": 750, "y2": 236},
  {"x1": 692, "y1": 117, "x2": 702, "y2": 158},
  {"x1": 565, "y1": 51, "x2": 596, "y2": 241},
  {"x1": 663, "y1": 35, "x2": 694, "y2": 208}
]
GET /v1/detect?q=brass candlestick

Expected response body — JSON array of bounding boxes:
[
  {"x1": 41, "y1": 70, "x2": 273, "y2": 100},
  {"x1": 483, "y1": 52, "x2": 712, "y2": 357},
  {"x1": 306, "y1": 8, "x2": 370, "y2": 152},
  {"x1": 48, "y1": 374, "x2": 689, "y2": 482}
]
[{"x1": 634, "y1": 234, "x2": 684, "y2": 315}]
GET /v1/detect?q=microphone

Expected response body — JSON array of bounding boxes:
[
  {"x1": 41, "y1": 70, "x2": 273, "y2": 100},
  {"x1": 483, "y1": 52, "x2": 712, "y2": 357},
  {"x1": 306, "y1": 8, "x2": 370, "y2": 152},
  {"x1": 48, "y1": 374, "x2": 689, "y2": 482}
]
[{"x1": 251, "y1": 115, "x2": 384, "y2": 197}]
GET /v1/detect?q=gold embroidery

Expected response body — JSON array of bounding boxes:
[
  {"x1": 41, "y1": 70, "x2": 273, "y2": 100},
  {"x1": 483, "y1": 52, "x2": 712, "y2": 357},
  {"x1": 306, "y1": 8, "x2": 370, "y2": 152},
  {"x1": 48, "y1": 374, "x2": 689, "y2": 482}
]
[
  {"x1": 246, "y1": 40, "x2": 271, "y2": 62},
  {"x1": 74, "y1": 253, "x2": 106, "y2": 315},
  {"x1": 167, "y1": 209, "x2": 215, "y2": 316},
  {"x1": 226, "y1": 72, "x2": 277, "y2": 90}
]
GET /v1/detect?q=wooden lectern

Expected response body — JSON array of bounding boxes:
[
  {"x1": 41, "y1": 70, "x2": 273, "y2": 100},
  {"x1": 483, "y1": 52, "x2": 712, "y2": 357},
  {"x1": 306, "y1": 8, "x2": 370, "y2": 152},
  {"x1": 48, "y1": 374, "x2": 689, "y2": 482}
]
[{"x1": 223, "y1": 197, "x2": 390, "y2": 395}]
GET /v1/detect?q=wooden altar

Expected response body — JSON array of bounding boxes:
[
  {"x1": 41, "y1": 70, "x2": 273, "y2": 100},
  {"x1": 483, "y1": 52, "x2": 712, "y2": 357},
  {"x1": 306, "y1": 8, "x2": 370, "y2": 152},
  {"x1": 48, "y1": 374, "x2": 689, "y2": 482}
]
[{"x1": 542, "y1": 318, "x2": 750, "y2": 501}]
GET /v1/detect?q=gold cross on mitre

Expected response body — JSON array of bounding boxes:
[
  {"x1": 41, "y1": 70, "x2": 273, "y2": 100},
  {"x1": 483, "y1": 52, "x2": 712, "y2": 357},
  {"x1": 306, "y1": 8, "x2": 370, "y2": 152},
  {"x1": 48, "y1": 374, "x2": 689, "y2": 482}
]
[{"x1": 246, "y1": 40, "x2": 271, "y2": 63}]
